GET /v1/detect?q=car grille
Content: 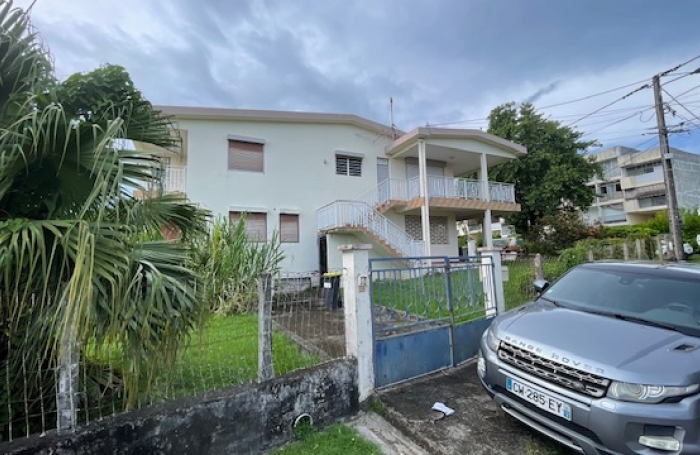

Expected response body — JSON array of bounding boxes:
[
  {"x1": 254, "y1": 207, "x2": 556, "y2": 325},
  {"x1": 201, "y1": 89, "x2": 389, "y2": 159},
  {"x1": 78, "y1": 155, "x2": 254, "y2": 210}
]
[{"x1": 498, "y1": 342, "x2": 611, "y2": 398}]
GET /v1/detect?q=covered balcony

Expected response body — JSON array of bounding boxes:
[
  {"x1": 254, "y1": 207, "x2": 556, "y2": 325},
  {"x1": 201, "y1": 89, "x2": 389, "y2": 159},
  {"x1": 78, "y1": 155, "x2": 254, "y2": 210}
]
[
  {"x1": 382, "y1": 127, "x2": 525, "y2": 253},
  {"x1": 362, "y1": 176, "x2": 517, "y2": 218}
]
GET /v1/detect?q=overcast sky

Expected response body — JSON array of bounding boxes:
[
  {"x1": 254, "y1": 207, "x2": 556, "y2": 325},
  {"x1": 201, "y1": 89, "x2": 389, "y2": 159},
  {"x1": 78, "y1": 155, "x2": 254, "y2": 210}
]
[{"x1": 15, "y1": 0, "x2": 700, "y2": 153}]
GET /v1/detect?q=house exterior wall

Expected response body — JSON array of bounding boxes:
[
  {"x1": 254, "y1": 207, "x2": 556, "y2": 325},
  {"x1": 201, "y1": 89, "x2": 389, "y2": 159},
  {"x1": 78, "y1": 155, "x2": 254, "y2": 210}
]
[{"x1": 176, "y1": 118, "x2": 394, "y2": 272}]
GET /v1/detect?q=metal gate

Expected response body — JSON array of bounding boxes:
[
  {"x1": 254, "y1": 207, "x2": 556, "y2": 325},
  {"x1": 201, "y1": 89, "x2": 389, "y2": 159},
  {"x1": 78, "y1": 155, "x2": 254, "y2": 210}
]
[{"x1": 371, "y1": 256, "x2": 498, "y2": 389}]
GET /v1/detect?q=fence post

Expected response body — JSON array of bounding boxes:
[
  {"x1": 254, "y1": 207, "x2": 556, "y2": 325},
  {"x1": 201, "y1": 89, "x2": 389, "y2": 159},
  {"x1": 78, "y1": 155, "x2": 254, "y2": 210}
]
[
  {"x1": 467, "y1": 240, "x2": 477, "y2": 257},
  {"x1": 340, "y1": 244, "x2": 374, "y2": 402},
  {"x1": 482, "y1": 249, "x2": 505, "y2": 315},
  {"x1": 635, "y1": 239, "x2": 644, "y2": 260},
  {"x1": 587, "y1": 248, "x2": 595, "y2": 262},
  {"x1": 533, "y1": 253, "x2": 544, "y2": 281},
  {"x1": 623, "y1": 242, "x2": 630, "y2": 261},
  {"x1": 258, "y1": 273, "x2": 273, "y2": 382},
  {"x1": 57, "y1": 316, "x2": 79, "y2": 433}
]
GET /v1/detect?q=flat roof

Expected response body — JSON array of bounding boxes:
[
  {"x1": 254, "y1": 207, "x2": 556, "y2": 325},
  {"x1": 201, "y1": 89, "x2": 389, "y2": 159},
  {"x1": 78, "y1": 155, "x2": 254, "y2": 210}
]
[{"x1": 155, "y1": 105, "x2": 402, "y2": 137}]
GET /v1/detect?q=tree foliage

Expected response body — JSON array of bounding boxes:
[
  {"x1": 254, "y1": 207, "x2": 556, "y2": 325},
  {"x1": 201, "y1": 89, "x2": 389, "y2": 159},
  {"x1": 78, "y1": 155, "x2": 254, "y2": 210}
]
[
  {"x1": 526, "y1": 211, "x2": 603, "y2": 255},
  {"x1": 0, "y1": 0, "x2": 210, "y2": 434},
  {"x1": 487, "y1": 102, "x2": 600, "y2": 237}
]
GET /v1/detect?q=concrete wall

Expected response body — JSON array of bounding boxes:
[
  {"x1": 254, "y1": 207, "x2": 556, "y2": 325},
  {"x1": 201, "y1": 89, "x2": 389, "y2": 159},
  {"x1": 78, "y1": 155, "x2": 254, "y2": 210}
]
[
  {"x1": 673, "y1": 150, "x2": 700, "y2": 210},
  {"x1": 3, "y1": 360, "x2": 358, "y2": 455}
]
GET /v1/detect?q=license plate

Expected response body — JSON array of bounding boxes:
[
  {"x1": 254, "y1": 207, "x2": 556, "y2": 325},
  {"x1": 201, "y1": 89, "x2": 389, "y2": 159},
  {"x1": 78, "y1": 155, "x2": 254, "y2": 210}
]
[{"x1": 506, "y1": 377, "x2": 572, "y2": 421}]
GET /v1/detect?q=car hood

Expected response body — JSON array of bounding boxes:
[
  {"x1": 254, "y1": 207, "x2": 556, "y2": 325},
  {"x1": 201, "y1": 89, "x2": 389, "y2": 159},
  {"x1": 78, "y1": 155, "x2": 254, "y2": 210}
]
[{"x1": 494, "y1": 302, "x2": 700, "y2": 385}]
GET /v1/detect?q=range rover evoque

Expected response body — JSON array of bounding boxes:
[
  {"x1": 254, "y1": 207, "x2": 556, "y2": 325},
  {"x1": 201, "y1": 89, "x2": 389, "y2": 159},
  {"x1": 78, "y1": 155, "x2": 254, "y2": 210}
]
[{"x1": 479, "y1": 262, "x2": 700, "y2": 455}]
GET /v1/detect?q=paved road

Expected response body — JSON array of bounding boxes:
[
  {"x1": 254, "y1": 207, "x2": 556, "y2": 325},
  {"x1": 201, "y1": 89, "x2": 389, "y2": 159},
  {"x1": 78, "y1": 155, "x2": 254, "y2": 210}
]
[{"x1": 379, "y1": 363, "x2": 576, "y2": 455}]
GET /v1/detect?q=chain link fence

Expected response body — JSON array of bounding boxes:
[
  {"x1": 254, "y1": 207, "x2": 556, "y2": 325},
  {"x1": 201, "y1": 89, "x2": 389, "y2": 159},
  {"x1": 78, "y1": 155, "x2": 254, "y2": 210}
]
[
  {"x1": 502, "y1": 237, "x2": 660, "y2": 310},
  {"x1": 2, "y1": 270, "x2": 347, "y2": 442}
]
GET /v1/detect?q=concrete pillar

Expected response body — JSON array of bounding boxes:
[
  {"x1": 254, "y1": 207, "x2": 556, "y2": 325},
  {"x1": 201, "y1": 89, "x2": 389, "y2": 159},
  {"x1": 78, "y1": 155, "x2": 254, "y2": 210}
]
[
  {"x1": 340, "y1": 244, "x2": 374, "y2": 402},
  {"x1": 480, "y1": 153, "x2": 493, "y2": 249},
  {"x1": 418, "y1": 140, "x2": 432, "y2": 256},
  {"x1": 481, "y1": 249, "x2": 505, "y2": 316},
  {"x1": 467, "y1": 240, "x2": 477, "y2": 257}
]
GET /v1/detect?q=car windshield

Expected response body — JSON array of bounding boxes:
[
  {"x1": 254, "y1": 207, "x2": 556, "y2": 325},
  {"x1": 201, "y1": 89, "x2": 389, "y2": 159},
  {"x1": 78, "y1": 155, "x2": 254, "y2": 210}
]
[{"x1": 542, "y1": 266, "x2": 700, "y2": 336}]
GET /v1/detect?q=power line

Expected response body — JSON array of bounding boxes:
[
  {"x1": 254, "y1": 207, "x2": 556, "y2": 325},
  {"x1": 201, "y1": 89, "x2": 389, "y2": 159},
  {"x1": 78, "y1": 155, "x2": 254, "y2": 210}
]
[
  {"x1": 661, "y1": 65, "x2": 700, "y2": 86},
  {"x1": 426, "y1": 79, "x2": 652, "y2": 127},
  {"x1": 537, "y1": 79, "x2": 650, "y2": 110},
  {"x1": 661, "y1": 88, "x2": 700, "y2": 126},
  {"x1": 657, "y1": 53, "x2": 700, "y2": 78},
  {"x1": 565, "y1": 83, "x2": 651, "y2": 127}
]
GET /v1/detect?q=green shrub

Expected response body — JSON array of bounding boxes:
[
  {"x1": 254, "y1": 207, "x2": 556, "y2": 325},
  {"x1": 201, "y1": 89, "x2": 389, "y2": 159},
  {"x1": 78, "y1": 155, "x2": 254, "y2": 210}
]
[{"x1": 189, "y1": 215, "x2": 285, "y2": 314}]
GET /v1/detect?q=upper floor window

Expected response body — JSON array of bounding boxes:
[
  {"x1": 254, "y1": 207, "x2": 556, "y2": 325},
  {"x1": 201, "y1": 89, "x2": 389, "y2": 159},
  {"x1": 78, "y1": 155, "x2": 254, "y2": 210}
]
[
  {"x1": 626, "y1": 163, "x2": 659, "y2": 177},
  {"x1": 336, "y1": 155, "x2": 362, "y2": 177},
  {"x1": 228, "y1": 139, "x2": 264, "y2": 173},
  {"x1": 599, "y1": 159, "x2": 621, "y2": 179}
]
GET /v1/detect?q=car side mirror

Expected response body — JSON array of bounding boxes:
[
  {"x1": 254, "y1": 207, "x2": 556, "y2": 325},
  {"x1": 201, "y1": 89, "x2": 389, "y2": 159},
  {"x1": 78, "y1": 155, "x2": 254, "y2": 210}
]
[{"x1": 533, "y1": 279, "x2": 550, "y2": 295}]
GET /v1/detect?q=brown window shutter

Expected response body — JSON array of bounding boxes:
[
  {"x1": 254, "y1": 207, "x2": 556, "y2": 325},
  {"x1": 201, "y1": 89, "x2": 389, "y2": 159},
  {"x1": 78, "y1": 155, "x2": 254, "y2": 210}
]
[
  {"x1": 228, "y1": 211, "x2": 267, "y2": 242},
  {"x1": 280, "y1": 214, "x2": 299, "y2": 243},
  {"x1": 228, "y1": 140, "x2": 264, "y2": 172}
]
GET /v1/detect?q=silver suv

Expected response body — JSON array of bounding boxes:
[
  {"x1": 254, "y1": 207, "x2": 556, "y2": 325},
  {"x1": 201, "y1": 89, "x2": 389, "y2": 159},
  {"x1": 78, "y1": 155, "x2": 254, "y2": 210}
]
[{"x1": 479, "y1": 262, "x2": 700, "y2": 455}]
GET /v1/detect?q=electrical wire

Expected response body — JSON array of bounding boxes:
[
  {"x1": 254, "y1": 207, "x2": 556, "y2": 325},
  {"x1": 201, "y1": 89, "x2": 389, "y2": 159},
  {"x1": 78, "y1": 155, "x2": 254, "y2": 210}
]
[
  {"x1": 565, "y1": 83, "x2": 651, "y2": 127},
  {"x1": 662, "y1": 88, "x2": 700, "y2": 127}
]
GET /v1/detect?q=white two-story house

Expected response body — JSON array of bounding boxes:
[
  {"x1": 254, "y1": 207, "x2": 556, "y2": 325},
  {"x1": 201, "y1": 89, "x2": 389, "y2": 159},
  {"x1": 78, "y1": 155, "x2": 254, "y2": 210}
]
[{"x1": 152, "y1": 106, "x2": 525, "y2": 273}]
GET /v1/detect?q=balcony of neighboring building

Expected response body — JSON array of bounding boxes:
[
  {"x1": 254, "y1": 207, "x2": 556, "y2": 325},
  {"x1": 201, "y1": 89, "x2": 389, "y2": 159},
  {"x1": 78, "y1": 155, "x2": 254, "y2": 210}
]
[
  {"x1": 624, "y1": 194, "x2": 667, "y2": 214},
  {"x1": 593, "y1": 182, "x2": 624, "y2": 206},
  {"x1": 620, "y1": 164, "x2": 664, "y2": 190},
  {"x1": 598, "y1": 205, "x2": 628, "y2": 225}
]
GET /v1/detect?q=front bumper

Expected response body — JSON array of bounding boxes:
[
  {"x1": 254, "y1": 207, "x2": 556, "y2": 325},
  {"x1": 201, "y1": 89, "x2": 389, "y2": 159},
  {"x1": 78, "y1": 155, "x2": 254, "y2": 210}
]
[{"x1": 478, "y1": 339, "x2": 700, "y2": 455}]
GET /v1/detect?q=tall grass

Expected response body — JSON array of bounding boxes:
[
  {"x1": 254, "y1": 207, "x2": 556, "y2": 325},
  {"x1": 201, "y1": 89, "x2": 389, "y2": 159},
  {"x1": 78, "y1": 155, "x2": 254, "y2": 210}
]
[{"x1": 190, "y1": 215, "x2": 285, "y2": 315}]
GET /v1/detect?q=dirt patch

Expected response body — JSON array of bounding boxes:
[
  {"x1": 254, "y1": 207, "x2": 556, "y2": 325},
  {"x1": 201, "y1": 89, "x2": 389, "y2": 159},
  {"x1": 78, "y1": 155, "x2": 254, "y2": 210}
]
[
  {"x1": 379, "y1": 363, "x2": 575, "y2": 455},
  {"x1": 273, "y1": 299, "x2": 346, "y2": 359}
]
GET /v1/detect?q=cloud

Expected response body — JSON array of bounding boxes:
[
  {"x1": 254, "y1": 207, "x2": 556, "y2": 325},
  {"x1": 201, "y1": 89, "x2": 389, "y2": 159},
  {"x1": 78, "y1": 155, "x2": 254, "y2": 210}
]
[{"x1": 12, "y1": 0, "x2": 700, "y2": 153}]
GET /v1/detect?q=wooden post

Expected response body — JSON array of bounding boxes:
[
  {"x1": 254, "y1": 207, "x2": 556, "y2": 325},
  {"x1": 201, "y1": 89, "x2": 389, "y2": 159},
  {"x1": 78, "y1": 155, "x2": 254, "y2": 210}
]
[
  {"x1": 533, "y1": 253, "x2": 544, "y2": 281},
  {"x1": 588, "y1": 249, "x2": 595, "y2": 262},
  {"x1": 258, "y1": 273, "x2": 273, "y2": 382},
  {"x1": 623, "y1": 242, "x2": 630, "y2": 261}
]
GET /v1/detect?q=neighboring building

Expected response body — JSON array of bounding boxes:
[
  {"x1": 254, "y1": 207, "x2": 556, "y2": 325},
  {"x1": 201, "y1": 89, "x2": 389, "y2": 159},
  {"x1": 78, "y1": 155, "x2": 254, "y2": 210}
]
[
  {"x1": 151, "y1": 106, "x2": 525, "y2": 273},
  {"x1": 584, "y1": 146, "x2": 700, "y2": 226}
]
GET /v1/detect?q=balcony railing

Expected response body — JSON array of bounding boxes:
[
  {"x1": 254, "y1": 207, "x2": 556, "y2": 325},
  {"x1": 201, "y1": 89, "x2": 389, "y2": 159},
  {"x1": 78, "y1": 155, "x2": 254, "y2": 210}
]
[
  {"x1": 598, "y1": 191, "x2": 624, "y2": 202},
  {"x1": 162, "y1": 166, "x2": 186, "y2": 193},
  {"x1": 360, "y1": 176, "x2": 517, "y2": 208},
  {"x1": 317, "y1": 200, "x2": 424, "y2": 257},
  {"x1": 406, "y1": 176, "x2": 516, "y2": 203}
]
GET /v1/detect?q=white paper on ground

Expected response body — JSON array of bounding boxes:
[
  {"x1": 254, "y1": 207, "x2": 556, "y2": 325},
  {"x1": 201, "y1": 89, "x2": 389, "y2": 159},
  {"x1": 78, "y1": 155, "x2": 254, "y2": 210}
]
[{"x1": 431, "y1": 402, "x2": 454, "y2": 416}]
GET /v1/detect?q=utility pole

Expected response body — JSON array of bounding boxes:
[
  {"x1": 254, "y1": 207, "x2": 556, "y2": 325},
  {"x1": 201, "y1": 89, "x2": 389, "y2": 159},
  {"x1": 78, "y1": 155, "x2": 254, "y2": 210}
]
[{"x1": 652, "y1": 75, "x2": 684, "y2": 261}]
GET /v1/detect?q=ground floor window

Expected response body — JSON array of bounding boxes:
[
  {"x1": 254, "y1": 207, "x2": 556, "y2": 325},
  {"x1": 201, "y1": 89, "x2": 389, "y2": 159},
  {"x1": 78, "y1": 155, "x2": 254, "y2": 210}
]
[
  {"x1": 229, "y1": 211, "x2": 267, "y2": 242},
  {"x1": 280, "y1": 214, "x2": 299, "y2": 243}
]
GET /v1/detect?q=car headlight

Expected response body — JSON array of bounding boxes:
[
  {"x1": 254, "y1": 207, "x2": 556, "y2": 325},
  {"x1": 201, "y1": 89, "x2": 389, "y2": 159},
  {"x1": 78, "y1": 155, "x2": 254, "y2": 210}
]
[
  {"x1": 607, "y1": 381, "x2": 700, "y2": 403},
  {"x1": 486, "y1": 327, "x2": 501, "y2": 352}
]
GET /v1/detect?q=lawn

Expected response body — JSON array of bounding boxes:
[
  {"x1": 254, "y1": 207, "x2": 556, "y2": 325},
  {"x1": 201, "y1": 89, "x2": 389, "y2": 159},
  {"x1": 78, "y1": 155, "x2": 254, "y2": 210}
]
[
  {"x1": 371, "y1": 265, "x2": 487, "y2": 326},
  {"x1": 151, "y1": 314, "x2": 320, "y2": 400},
  {"x1": 271, "y1": 424, "x2": 381, "y2": 455}
]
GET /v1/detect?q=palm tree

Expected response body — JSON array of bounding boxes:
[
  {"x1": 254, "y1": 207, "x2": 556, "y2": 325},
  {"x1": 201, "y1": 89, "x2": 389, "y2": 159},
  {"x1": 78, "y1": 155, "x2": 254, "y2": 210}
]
[{"x1": 0, "y1": 1, "x2": 209, "y2": 437}]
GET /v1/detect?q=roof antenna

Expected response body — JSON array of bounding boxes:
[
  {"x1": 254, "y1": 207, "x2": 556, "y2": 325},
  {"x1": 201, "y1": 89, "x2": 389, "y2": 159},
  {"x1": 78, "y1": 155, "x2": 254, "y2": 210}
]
[{"x1": 390, "y1": 97, "x2": 398, "y2": 139}]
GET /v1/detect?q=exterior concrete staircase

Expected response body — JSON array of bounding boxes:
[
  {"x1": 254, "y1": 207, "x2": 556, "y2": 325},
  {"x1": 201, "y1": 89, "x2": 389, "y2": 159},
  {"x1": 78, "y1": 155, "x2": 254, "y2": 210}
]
[{"x1": 317, "y1": 200, "x2": 424, "y2": 259}]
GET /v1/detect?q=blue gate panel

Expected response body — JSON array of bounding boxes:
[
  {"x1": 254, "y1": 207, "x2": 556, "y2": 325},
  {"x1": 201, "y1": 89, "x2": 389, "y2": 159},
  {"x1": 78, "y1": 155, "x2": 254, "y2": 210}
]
[
  {"x1": 374, "y1": 327, "x2": 451, "y2": 388},
  {"x1": 453, "y1": 317, "x2": 494, "y2": 365}
]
